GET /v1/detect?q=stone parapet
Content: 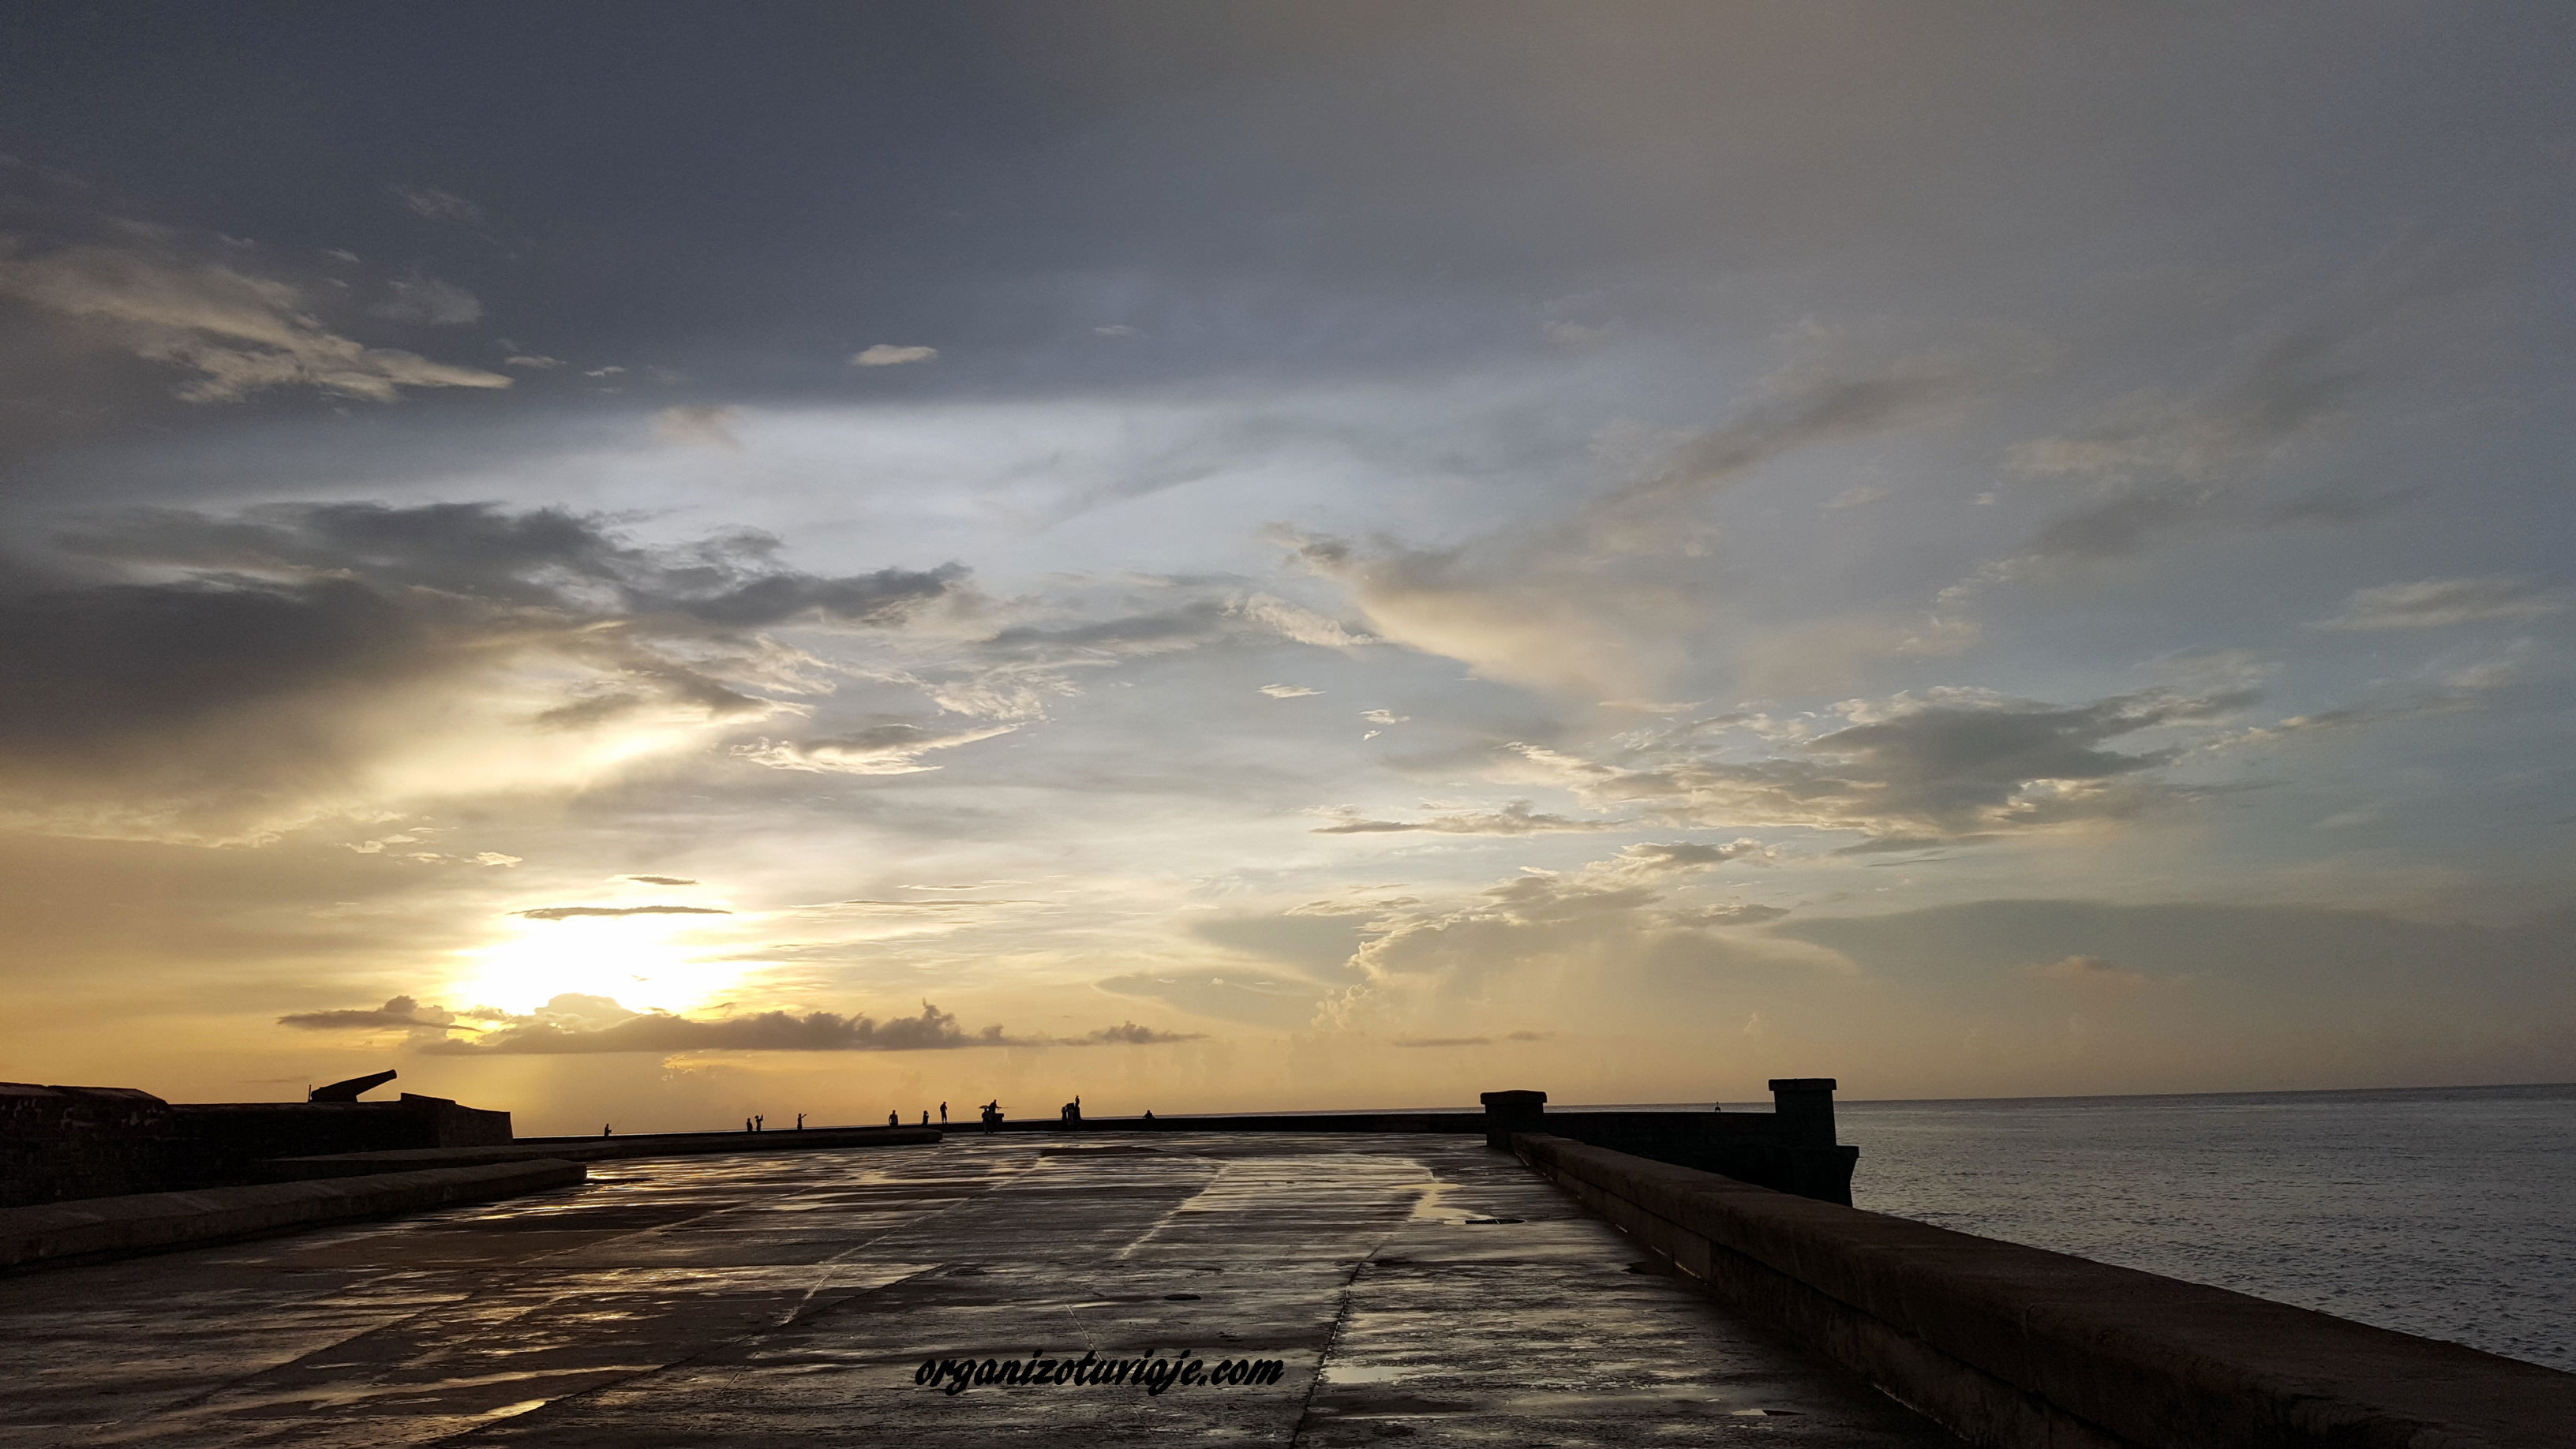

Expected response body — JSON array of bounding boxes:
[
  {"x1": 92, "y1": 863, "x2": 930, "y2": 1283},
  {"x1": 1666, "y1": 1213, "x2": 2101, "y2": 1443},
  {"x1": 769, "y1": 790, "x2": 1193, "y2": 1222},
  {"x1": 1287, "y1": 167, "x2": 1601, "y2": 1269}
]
[
  {"x1": 0, "y1": 1158, "x2": 586, "y2": 1273},
  {"x1": 1514, "y1": 1133, "x2": 2576, "y2": 1449}
]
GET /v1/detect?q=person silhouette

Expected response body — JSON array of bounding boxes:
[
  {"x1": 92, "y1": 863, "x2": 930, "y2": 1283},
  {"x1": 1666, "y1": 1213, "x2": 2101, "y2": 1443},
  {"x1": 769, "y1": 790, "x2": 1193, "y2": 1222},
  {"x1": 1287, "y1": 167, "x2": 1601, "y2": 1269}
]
[
  {"x1": 939, "y1": 1101, "x2": 948, "y2": 1123},
  {"x1": 796, "y1": 1113, "x2": 805, "y2": 1130},
  {"x1": 744, "y1": 1118, "x2": 753, "y2": 1133},
  {"x1": 921, "y1": 1109, "x2": 930, "y2": 1125},
  {"x1": 887, "y1": 1110, "x2": 898, "y2": 1127},
  {"x1": 754, "y1": 1114, "x2": 764, "y2": 1133}
]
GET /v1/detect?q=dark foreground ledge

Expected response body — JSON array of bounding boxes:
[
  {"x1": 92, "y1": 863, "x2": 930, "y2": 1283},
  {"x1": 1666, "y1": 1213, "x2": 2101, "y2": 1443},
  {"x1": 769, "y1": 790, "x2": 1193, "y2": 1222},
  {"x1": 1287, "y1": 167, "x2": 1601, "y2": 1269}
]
[
  {"x1": 0, "y1": 1158, "x2": 584, "y2": 1273},
  {"x1": 1515, "y1": 1133, "x2": 2576, "y2": 1449}
]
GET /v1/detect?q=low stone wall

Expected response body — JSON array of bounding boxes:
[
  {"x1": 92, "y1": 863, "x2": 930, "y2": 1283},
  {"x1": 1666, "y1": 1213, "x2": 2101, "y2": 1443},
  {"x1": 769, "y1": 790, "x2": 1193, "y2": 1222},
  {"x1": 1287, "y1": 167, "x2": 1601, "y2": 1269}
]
[
  {"x1": 265, "y1": 1125, "x2": 942, "y2": 1179},
  {"x1": 0, "y1": 1158, "x2": 586, "y2": 1273},
  {"x1": 1514, "y1": 1133, "x2": 2576, "y2": 1449}
]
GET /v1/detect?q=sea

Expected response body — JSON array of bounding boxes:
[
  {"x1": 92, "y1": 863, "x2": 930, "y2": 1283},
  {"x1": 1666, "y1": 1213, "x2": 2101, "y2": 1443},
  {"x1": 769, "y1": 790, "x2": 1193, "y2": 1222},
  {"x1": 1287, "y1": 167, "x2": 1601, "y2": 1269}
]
[{"x1": 1817, "y1": 1083, "x2": 2576, "y2": 1372}]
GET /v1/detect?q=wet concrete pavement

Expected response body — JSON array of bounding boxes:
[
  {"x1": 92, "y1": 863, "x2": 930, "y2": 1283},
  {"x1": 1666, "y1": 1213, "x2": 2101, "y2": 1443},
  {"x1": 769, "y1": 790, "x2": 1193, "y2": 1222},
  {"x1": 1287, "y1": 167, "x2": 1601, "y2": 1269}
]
[{"x1": 2, "y1": 1133, "x2": 1956, "y2": 1447}]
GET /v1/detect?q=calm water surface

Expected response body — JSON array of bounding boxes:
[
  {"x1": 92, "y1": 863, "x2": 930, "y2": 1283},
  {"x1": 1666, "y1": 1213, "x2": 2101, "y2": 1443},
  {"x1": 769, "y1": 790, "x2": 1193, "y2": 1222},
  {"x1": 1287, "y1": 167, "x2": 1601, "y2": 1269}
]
[{"x1": 1824, "y1": 1084, "x2": 2576, "y2": 1372}]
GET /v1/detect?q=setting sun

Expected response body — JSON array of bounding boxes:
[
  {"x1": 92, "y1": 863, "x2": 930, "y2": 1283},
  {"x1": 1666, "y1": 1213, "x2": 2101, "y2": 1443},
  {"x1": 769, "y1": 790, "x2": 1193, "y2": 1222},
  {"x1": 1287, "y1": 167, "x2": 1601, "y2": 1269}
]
[{"x1": 448, "y1": 912, "x2": 751, "y2": 1017}]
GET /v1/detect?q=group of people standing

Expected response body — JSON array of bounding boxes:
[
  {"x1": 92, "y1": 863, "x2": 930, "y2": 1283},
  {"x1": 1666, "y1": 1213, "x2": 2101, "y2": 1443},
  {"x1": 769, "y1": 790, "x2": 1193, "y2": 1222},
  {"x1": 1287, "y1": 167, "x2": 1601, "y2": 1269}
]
[{"x1": 728, "y1": 1098, "x2": 1146, "y2": 1135}]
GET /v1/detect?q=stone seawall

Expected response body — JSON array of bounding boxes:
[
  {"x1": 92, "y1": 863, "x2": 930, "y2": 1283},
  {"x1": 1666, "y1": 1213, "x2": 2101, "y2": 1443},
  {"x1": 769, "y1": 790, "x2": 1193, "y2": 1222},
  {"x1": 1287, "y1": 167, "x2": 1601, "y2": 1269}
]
[
  {"x1": 0, "y1": 1158, "x2": 586, "y2": 1273},
  {"x1": 1514, "y1": 1133, "x2": 2576, "y2": 1449}
]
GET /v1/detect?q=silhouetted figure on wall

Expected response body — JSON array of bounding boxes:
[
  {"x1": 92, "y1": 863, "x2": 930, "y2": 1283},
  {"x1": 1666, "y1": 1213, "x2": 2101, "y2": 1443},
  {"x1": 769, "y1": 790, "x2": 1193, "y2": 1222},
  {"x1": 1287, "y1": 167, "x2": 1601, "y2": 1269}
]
[
  {"x1": 754, "y1": 1114, "x2": 765, "y2": 1133},
  {"x1": 887, "y1": 1110, "x2": 898, "y2": 1127},
  {"x1": 1141, "y1": 1110, "x2": 1153, "y2": 1122},
  {"x1": 921, "y1": 1109, "x2": 930, "y2": 1125},
  {"x1": 603, "y1": 1123, "x2": 612, "y2": 1137},
  {"x1": 1060, "y1": 1095, "x2": 1082, "y2": 1124},
  {"x1": 939, "y1": 1101, "x2": 948, "y2": 1123},
  {"x1": 796, "y1": 1113, "x2": 805, "y2": 1129},
  {"x1": 744, "y1": 1118, "x2": 753, "y2": 1133},
  {"x1": 979, "y1": 1099, "x2": 1002, "y2": 1134}
]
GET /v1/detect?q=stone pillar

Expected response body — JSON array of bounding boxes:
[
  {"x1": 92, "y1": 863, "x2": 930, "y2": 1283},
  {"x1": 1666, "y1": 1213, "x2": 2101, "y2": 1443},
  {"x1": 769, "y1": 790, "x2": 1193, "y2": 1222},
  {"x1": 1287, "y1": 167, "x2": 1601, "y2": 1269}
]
[
  {"x1": 1480, "y1": 1089, "x2": 1547, "y2": 1151},
  {"x1": 1768, "y1": 1077, "x2": 1838, "y2": 1147}
]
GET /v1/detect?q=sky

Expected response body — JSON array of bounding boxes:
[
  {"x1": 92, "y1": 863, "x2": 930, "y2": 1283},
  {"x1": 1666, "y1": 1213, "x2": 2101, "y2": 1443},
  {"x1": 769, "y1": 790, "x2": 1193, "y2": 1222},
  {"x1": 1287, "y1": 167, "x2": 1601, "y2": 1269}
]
[{"x1": 1, "y1": 2, "x2": 2570, "y2": 1133}]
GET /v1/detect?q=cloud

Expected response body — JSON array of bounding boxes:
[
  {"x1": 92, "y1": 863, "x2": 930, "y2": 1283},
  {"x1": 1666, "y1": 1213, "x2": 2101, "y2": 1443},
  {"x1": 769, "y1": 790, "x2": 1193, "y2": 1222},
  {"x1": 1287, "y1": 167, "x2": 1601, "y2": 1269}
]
[
  {"x1": 1393, "y1": 1036, "x2": 1491, "y2": 1047},
  {"x1": 851, "y1": 343, "x2": 938, "y2": 367},
  {"x1": 514, "y1": 904, "x2": 732, "y2": 921},
  {"x1": 2314, "y1": 577, "x2": 2565, "y2": 631},
  {"x1": 1986, "y1": 256, "x2": 2472, "y2": 575},
  {"x1": 1666, "y1": 903, "x2": 1792, "y2": 927},
  {"x1": 1359, "y1": 710, "x2": 1410, "y2": 724},
  {"x1": 1281, "y1": 344, "x2": 1974, "y2": 698},
  {"x1": 424, "y1": 998, "x2": 1009, "y2": 1054},
  {"x1": 653, "y1": 403, "x2": 742, "y2": 448},
  {"x1": 410, "y1": 996, "x2": 1204, "y2": 1054},
  {"x1": 1061, "y1": 1021, "x2": 1207, "y2": 1045},
  {"x1": 0, "y1": 240, "x2": 512, "y2": 402},
  {"x1": 1517, "y1": 685, "x2": 2254, "y2": 844},
  {"x1": 1322, "y1": 844, "x2": 1803, "y2": 1030},
  {"x1": 2034, "y1": 953, "x2": 2156, "y2": 990},
  {"x1": 365, "y1": 273, "x2": 482, "y2": 326},
  {"x1": 1609, "y1": 839, "x2": 1772, "y2": 872},
  {"x1": 1542, "y1": 320, "x2": 1612, "y2": 353},
  {"x1": 387, "y1": 185, "x2": 486, "y2": 229},
  {"x1": 733, "y1": 721, "x2": 1018, "y2": 776},
  {"x1": 504, "y1": 354, "x2": 564, "y2": 369},
  {"x1": 1309, "y1": 800, "x2": 1621, "y2": 836},
  {"x1": 1260, "y1": 683, "x2": 1322, "y2": 698},
  {"x1": 624, "y1": 874, "x2": 698, "y2": 886},
  {"x1": 278, "y1": 994, "x2": 477, "y2": 1034},
  {"x1": 0, "y1": 501, "x2": 970, "y2": 842},
  {"x1": 1092, "y1": 324, "x2": 1140, "y2": 338},
  {"x1": 1228, "y1": 593, "x2": 1372, "y2": 649}
]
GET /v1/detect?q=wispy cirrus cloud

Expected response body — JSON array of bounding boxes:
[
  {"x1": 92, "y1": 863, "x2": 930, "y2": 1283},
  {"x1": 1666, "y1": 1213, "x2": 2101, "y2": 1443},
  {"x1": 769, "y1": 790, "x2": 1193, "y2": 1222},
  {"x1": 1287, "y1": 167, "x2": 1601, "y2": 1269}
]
[
  {"x1": 0, "y1": 238, "x2": 511, "y2": 402},
  {"x1": 734, "y1": 721, "x2": 1019, "y2": 776},
  {"x1": 2314, "y1": 577, "x2": 2565, "y2": 631},
  {"x1": 515, "y1": 904, "x2": 732, "y2": 921},
  {"x1": 1309, "y1": 800, "x2": 1620, "y2": 836}
]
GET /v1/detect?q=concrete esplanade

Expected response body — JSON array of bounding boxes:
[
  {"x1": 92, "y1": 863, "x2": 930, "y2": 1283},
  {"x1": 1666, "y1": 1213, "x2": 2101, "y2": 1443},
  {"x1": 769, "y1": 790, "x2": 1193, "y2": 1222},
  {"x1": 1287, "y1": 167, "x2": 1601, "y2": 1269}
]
[{"x1": 2, "y1": 1077, "x2": 2568, "y2": 1447}]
